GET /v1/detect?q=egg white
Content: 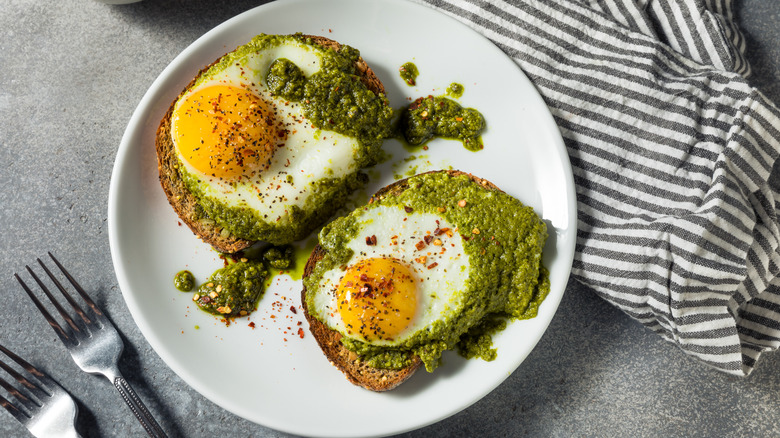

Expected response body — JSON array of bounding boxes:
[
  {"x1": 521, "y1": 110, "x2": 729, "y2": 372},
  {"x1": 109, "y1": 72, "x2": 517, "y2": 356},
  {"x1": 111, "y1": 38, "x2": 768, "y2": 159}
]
[
  {"x1": 172, "y1": 39, "x2": 362, "y2": 223},
  {"x1": 312, "y1": 205, "x2": 471, "y2": 346}
]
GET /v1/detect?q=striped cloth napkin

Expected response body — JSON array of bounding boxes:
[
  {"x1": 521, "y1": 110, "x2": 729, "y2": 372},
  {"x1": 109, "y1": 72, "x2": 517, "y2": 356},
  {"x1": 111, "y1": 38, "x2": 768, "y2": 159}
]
[{"x1": 416, "y1": 0, "x2": 780, "y2": 376}]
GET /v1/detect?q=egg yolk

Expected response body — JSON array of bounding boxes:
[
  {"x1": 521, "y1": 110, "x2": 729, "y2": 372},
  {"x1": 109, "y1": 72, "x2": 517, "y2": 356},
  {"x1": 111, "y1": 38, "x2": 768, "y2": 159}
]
[
  {"x1": 172, "y1": 84, "x2": 277, "y2": 181},
  {"x1": 336, "y1": 257, "x2": 417, "y2": 342}
]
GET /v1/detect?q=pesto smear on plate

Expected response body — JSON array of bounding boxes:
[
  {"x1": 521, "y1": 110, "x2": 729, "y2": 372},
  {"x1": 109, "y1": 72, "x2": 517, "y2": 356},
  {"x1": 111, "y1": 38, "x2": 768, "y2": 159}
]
[{"x1": 399, "y1": 62, "x2": 419, "y2": 86}]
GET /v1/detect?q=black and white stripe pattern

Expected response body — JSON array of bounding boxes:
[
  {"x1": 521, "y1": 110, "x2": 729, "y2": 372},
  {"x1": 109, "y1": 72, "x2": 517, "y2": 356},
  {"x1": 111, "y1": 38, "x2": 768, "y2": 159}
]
[{"x1": 417, "y1": 0, "x2": 780, "y2": 375}]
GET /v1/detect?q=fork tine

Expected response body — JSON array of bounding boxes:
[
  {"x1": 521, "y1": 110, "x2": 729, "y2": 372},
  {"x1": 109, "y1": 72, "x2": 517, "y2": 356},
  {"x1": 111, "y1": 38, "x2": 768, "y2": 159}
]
[
  {"x1": 0, "y1": 351, "x2": 49, "y2": 406},
  {"x1": 0, "y1": 343, "x2": 54, "y2": 397},
  {"x1": 14, "y1": 273, "x2": 75, "y2": 345},
  {"x1": 25, "y1": 266, "x2": 85, "y2": 336},
  {"x1": 0, "y1": 342, "x2": 81, "y2": 437},
  {"x1": 47, "y1": 252, "x2": 104, "y2": 318},
  {"x1": 36, "y1": 257, "x2": 94, "y2": 328},
  {"x1": 0, "y1": 373, "x2": 36, "y2": 414},
  {"x1": 0, "y1": 343, "x2": 52, "y2": 418},
  {"x1": 0, "y1": 390, "x2": 28, "y2": 423}
]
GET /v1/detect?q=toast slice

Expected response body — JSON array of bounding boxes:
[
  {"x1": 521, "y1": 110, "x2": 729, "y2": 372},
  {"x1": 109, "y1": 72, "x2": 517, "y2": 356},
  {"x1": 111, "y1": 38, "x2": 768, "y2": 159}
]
[
  {"x1": 302, "y1": 244, "x2": 423, "y2": 391},
  {"x1": 155, "y1": 35, "x2": 387, "y2": 254},
  {"x1": 301, "y1": 170, "x2": 505, "y2": 391}
]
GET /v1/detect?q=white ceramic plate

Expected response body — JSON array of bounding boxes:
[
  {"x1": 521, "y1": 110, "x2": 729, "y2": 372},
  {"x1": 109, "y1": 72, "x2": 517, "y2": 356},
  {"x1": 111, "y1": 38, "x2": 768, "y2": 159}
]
[{"x1": 108, "y1": 0, "x2": 576, "y2": 436}]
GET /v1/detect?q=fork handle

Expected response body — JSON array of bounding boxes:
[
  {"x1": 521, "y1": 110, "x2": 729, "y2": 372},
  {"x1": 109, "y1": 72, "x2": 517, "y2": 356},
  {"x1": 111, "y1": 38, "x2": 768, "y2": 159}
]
[{"x1": 113, "y1": 376, "x2": 168, "y2": 438}]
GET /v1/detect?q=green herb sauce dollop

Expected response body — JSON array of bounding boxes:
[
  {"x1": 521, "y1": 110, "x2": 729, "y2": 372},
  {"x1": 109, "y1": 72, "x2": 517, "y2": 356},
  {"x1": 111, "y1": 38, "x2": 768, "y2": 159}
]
[
  {"x1": 194, "y1": 261, "x2": 268, "y2": 319},
  {"x1": 398, "y1": 95, "x2": 485, "y2": 151},
  {"x1": 173, "y1": 270, "x2": 195, "y2": 292},
  {"x1": 399, "y1": 62, "x2": 419, "y2": 86}
]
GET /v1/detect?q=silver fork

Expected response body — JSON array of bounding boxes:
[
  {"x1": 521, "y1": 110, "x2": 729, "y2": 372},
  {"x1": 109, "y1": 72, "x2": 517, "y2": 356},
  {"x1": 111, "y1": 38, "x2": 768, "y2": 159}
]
[
  {"x1": 0, "y1": 342, "x2": 81, "y2": 438},
  {"x1": 14, "y1": 253, "x2": 168, "y2": 438}
]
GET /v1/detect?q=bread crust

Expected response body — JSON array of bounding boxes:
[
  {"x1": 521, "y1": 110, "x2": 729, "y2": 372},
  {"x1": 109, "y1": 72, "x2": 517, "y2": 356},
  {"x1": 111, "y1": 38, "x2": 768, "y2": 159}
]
[
  {"x1": 302, "y1": 244, "x2": 423, "y2": 391},
  {"x1": 301, "y1": 170, "x2": 503, "y2": 391},
  {"x1": 155, "y1": 35, "x2": 386, "y2": 254}
]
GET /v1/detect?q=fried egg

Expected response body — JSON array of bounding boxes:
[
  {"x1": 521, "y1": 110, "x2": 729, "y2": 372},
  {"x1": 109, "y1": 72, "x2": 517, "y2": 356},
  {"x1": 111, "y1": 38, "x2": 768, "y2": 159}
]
[
  {"x1": 170, "y1": 34, "x2": 390, "y2": 244},
  {"x1": 310, "y1": 205, "x2": 470, "y2": 345},
  {"x1": 304, "y1": 171, "x2": 550, "y2": 372}
]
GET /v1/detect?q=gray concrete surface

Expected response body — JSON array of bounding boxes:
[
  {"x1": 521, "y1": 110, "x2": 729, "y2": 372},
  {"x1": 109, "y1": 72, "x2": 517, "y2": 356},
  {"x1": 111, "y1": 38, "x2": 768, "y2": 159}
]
[{"x1": 1, "y1": 1, "x2": 779, "y2": 437}]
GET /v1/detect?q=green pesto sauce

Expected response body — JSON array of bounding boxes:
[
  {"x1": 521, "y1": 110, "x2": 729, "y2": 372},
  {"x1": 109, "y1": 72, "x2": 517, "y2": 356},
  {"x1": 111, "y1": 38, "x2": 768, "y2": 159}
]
[
  {"x1": 217, "y1": 241, "x2": 312, "y2": 290},
  {"x1": 173, "y1": 270, "x2": 195, "y2": 292},
  {"x1": 304, "y1": 172, "x2": 549, "y2": 371},
  {"x1": 180, "y1": 34, "x2": 391, "y2": 244},
  {"x1": 194, "y1": 261, "x2": 267, "y2": 319},
  {"x1": 403, "y1": 164, "x2": 419, "y2": 178},
  {"x1": 288, "y1": 237, "x2": 318, "y2": 281},
  {"x1": 399, "y1": 62, "x2": 419, "y2": 86},
  {"x1": 263, "y1": 245, "x2": 293, "y2": 270},
  {"x1": 398, "y1": 95, "x2": 485, "y2": 151},
  {"x1": 180, "y1": 166, "x2": 368, "y2": 245},
  {"x1": 392, "y1": 154, "x2": 432, "y2": 180},
  {"x1": 265, "y1": 48, "x2": 394, "y2": 153},
  {"x1": 457, "y1": 314, "x2": 506, "y2": 361},
  {"x1": 446, "y1": 82, "x2": 464, "y2": 98}
]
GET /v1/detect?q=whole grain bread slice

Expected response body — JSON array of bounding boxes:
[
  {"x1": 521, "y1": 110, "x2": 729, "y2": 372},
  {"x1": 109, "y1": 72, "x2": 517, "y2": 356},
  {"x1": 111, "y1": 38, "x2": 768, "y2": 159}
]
[
  {"x1": 301, "y1": 170, "x2": 504, "y2": 391},
  {"x1": 302, "y1": 244, "x2": 422, "y2": 391},
  {"x1": 155, "y1": 35, "x2": 387, "y2": 254}
]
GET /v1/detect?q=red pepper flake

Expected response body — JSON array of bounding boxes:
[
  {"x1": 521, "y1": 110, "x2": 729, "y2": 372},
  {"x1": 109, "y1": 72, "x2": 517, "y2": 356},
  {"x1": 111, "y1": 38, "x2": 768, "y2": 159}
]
[
  {"x1": 365, "y1": 235, "x2": 378, "y2": 246},
  {"x1": 427, "y1": 262, "x2": 439, "y2": 269},
  {"x1": 289, "y1": 306, "x2": 297, "y2": 314},
  {"x1": 415, "y1": 240, "x2": 427, "y2": 251},
  {"x1": 248, "y1": 322, "x2": 256, "y2": 328},
  {"x1": 298, "y1": 328, "x2": 305, "y2": 338},
  {"x1": 404, "y1": 206, "x2": 413, "y2": 213},
  {"x1": 434, "y1": 227, "x2": 450, "y2": 236},
  {"x1": 424, "y1": 235, "x2": 434, "y2": 244}
]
